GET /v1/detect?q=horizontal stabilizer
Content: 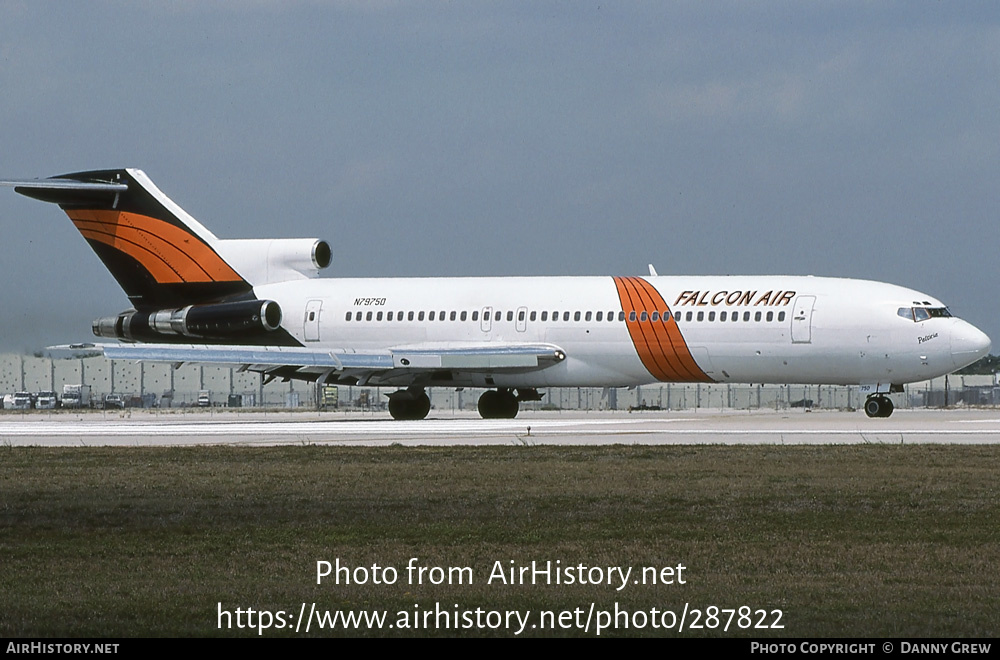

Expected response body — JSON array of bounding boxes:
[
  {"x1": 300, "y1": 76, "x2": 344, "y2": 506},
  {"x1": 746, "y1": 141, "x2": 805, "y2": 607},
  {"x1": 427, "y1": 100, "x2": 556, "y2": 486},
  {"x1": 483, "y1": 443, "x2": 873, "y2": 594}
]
[{"x1": 0, "y1": 178, "x2": 128, "y2": 191}]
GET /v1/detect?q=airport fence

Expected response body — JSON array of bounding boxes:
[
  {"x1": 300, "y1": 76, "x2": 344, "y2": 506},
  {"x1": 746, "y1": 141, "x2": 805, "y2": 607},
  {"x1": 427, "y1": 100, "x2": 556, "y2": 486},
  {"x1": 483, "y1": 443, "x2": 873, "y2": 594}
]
[{"x1": 0, "y1": 353, "x2": 996, "y2": 412}]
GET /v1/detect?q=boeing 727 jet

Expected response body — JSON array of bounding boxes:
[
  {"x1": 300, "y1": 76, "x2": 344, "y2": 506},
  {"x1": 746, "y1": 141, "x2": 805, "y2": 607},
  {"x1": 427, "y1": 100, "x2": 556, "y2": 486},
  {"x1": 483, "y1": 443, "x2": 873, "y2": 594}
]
[{"x1": 2, "y1": 169, "x2": 991, "y2": 419}]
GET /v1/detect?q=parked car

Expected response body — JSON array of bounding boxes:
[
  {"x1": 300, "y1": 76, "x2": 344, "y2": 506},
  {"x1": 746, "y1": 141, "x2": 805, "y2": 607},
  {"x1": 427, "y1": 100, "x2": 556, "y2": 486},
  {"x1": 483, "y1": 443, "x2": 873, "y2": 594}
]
[{"x1": 103, "y1": 393, "x2": 125, "y2": 409}]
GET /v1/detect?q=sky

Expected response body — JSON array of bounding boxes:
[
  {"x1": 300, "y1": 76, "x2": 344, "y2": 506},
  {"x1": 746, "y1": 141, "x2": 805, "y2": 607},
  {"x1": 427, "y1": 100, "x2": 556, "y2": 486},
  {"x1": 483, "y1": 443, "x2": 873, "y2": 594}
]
[{"x1": 0, "y1": 2, "x2": 997, "y2": 352}]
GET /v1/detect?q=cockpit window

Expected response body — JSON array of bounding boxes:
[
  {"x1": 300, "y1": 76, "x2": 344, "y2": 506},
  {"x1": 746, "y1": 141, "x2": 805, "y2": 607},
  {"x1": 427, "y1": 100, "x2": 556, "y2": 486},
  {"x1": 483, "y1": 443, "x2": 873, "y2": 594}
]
[{"x1": 898, "y1": 306, "x2": 952, "y2": 322}]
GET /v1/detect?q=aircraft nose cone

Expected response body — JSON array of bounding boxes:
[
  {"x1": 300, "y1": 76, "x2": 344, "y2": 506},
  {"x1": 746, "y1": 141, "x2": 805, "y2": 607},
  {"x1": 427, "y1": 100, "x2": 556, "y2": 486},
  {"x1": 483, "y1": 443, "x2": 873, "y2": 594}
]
[{"x1": 951, "y1": 322, "x2": 992, "y2": 369}]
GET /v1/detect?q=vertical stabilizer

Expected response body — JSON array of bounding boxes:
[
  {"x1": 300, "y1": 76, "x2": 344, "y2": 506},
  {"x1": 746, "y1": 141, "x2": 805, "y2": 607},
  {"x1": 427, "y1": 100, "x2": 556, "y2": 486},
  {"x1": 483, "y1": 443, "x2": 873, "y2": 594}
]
[{"x1": 5, "y1": 168, "x2": 252, "y2": 309}]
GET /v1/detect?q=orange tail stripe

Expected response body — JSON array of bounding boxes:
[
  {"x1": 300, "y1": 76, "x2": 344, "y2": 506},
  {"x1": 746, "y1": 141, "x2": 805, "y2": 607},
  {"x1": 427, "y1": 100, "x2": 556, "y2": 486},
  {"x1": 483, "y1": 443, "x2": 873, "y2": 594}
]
[
  {"x1": 77, "y1": 227, "x2": 186, "y2": 283},
  {"x1": 67, "y1": 210, "x2": 242, "y2": 284},
  {"x1": 74, "y1": 221, "x2": 210, "y2": 283},
  {"x1": 614, "y1": 276, "x2": 712, "y2": 383}
]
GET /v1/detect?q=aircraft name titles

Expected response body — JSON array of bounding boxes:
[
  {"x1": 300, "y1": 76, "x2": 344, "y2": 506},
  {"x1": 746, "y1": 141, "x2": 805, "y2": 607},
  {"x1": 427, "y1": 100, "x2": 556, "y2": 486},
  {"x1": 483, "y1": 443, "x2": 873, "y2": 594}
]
[{"x1": 673, "y1": 290, "x2": 797, "y2": 308}]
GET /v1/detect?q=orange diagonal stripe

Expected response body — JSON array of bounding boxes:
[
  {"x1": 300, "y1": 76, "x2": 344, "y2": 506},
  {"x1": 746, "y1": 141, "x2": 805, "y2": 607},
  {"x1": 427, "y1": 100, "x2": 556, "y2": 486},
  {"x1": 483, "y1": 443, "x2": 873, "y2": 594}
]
[{"x1": 614, "y1": 276, "x2": 711, "y2": 383}]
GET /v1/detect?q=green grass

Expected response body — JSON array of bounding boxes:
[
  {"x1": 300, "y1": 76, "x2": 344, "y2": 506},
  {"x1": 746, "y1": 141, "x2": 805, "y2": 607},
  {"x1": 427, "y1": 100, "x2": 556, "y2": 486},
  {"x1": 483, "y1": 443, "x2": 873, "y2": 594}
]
[{"x1": 1, "y1": 445, "x2": 998, "y2": 637}]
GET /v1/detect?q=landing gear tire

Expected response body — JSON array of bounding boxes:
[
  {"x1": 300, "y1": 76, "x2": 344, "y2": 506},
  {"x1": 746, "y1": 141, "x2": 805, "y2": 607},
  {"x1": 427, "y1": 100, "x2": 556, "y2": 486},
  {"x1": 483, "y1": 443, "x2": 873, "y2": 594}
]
[
  {"x1": 478, "y1": 389, "x2": 519, "y2": 419},
  {"x1": 388, "y1": 390, "x2": 431, "y2": 420},
  {"x1": 864, "y1": 395, "x2": 894, "y2": 418}
]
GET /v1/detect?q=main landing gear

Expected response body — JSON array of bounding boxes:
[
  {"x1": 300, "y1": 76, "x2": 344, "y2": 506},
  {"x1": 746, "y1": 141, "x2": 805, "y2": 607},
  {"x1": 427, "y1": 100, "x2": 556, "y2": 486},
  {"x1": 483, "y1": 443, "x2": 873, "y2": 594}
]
[
  {"x1": 387, "y1": 388, "x2": 431, "y2": 420},
  {"x1": 386, "y1": 387, "x2": 543, "y2": 420},
  {"x1": 477, "y1": 388, "x2": 542, "y2": 419},
  {"x1": 864, "y1": 395, "x2": 894, "y2": 418},
  {"x1": 477, "y1": 389, "x2": 519, "y2": 419}
]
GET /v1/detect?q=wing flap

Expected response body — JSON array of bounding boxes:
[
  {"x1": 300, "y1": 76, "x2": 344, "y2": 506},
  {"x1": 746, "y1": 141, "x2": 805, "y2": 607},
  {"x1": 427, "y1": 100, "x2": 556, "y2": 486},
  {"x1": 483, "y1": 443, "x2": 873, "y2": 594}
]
[
  {"x1": 393, "y1": 344, "x2": 565, "y2": 370},
  {"x1": 92, "y1": 341, "x2": 565, "y2": 376}
]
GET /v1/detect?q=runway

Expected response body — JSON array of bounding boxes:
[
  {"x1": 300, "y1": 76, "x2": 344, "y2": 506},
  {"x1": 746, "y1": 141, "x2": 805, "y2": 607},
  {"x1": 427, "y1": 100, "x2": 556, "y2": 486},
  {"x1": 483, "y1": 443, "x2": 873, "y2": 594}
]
[{"x1": 2, "y1": 408, "x2": 999, "y2": 446}]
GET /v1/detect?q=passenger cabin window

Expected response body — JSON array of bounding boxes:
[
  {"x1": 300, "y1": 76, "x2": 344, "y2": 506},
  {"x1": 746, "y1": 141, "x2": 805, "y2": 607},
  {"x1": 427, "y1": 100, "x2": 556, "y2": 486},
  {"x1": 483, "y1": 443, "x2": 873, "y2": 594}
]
[
  {"x1": 345, "y1": 311, "x2": 352, "y2": 321},
  {"x1": 472, "y1": 311, "x2": 479, "y2": 321},
  {"x1": 541, "y1": 311, "x2": 548, "y2": 321},
  {"x1": 596, "y1": 311, "x2": 603, "y2": 321}
]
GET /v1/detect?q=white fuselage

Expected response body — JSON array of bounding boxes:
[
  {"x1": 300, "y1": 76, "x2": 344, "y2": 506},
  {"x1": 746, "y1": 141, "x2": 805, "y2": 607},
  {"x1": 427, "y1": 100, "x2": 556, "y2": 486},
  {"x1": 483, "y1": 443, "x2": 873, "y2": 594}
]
[{"x1": 254, "y1": 274, "x2": 991, "y2": 390}]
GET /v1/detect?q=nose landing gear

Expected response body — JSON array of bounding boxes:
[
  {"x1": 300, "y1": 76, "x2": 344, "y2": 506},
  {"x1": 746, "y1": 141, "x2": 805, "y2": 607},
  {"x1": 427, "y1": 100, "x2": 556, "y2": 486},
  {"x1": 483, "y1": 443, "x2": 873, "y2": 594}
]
[{"x1": 864, "y1": 395, "x2": 894, "y2": 418}]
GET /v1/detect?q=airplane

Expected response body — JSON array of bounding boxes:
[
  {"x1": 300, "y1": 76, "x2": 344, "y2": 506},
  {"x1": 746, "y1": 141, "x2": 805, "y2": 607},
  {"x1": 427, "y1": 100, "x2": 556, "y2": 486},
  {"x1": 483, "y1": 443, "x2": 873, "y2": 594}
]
[{"x1": 1, "y1": 168, "x2": 991, "y2": 420}]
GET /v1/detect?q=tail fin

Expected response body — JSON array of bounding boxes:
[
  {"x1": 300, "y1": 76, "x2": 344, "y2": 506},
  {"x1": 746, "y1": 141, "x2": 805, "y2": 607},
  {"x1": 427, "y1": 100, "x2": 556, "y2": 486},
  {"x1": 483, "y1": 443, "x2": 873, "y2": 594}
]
[{"x1": 4, "y1": 168, "x2": 251, "y2": 310}]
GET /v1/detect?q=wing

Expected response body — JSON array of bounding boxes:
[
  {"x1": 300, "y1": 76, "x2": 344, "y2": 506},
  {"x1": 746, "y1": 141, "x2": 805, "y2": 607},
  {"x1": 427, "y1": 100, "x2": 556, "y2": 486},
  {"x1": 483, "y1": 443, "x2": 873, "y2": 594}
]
[{"x1": 94, "y1": 341, "x2": 567, "y2": 386}]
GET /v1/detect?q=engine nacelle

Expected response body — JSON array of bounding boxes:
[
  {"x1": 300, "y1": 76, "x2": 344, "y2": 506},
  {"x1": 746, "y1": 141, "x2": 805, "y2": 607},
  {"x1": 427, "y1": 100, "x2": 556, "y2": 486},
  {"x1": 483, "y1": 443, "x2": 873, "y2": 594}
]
[
  {"x1": 93, "y1": 300, "x2": 282, "y2": 342},
  {"x1": 215, "y1": 238, "x2": 332, "y2": 285}
]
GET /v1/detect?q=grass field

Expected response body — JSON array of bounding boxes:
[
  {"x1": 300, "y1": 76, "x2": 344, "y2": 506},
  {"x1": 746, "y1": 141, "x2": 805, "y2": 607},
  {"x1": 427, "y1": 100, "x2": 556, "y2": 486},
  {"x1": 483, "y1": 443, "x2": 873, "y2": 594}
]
[{"x1": 1, "y1": 444, "x2": 998, "y2": 637}]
